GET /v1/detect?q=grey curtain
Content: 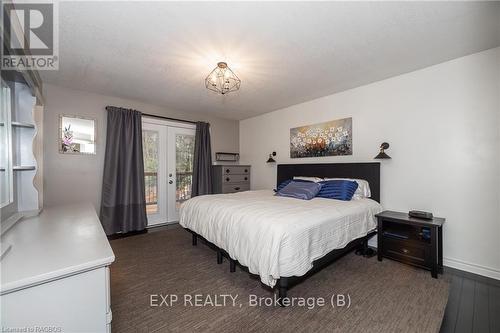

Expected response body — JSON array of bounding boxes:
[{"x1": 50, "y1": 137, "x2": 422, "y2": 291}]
[
  {"x1": 100, "y1": 107, "x2": 147, "y2": 235},
  {"x1": 191, "y1": 121, "x2": 213, "y2": 197}
]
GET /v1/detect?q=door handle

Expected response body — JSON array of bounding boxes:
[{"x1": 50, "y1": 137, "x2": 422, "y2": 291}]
[{"x1": 169, "y1": 180, "x2": 173, "y2": 184}]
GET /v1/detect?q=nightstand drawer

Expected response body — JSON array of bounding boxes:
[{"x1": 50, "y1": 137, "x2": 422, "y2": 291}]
[
  {"x1": 382, "y1": 238, "x2": 429, "y2": 267},
  {"x1": 223, "y1": 174, "x2": 249, "y2": 183}
]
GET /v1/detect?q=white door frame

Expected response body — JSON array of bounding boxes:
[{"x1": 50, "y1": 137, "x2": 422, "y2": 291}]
[
  {"x1": 142, "y1": 117, "x2": 195, "y2": 130},
  {"x1": 142, "y1": 117, "x2": 195, "y2": 226}
]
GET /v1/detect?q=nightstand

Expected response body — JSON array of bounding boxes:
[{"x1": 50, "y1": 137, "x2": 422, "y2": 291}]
[{"x1": 375, "y1": 211, "x2": 445, "y2": 278}]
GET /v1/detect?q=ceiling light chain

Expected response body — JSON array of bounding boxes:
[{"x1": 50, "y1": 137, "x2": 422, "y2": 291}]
[{"x1": 205, "y1": 62, "x2": 241, "y2": 95}]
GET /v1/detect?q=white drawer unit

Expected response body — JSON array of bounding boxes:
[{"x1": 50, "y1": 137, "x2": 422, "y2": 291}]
[
  {"x1": 212, "y1": 165, "x2": 251, "y2": 194},
  {"x1": 0, "y1": 203, "x2": 115, "y2": 332}
]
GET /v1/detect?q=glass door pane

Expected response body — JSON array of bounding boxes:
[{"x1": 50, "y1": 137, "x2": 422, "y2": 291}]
[
  {"x1": 142, "y1": 123, "x2": 167, "y2": 226},
  {"x1": 143, "y1": 129, "x2": 159, "y2": 215},
  {"x1": 175, "y1": 133, "x2": 195, "y2": 210},
  {"x1": 167, "y1": 127, "x2": 195, "y2": 222}
]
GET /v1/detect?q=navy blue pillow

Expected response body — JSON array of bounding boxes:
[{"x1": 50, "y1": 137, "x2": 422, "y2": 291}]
[
  {"x1": 275, "y1": 181, "x2": 323, "y2": 200},
  {"x1": 275, "y1": 179, "x2": 311, "y2": 192},
  {"x1": 275, "y1": 179, "x2": 292, "y2": 192},
  {"x1": 316, "y1": 180, "x2": 358, "y2": 201}
]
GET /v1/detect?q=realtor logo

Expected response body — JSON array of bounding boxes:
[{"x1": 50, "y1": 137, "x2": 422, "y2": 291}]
[{"x1": 1, "y1": 0, "x2": 59, "y2": 70}]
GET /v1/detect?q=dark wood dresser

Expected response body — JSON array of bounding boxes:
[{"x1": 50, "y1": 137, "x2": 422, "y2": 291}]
[
  {"x1": 212, "y1": 165, "x2": 251, "y2": 194},
  {"x1": 375, "y1": 210, "x2": 445, "y2": 278}
]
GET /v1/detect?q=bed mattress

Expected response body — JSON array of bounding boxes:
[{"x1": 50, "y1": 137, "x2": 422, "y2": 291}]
[{"x1": 179, "y1": 190, "x2": 382, "y2": 287}]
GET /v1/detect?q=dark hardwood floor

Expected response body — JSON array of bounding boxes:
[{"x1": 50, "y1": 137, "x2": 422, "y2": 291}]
[{"x1": 440, "y1": 271, "x2": 500, "y2": 333}]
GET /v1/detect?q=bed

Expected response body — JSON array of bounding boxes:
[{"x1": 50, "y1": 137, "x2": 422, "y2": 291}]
[{"x1": 179, "y1": 163, "x2": 382, "y2": 300}]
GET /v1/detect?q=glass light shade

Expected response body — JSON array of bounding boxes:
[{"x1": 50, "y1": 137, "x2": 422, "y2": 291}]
[{"x1": 205, "y1": 62, "x2": 241, "y2": 95}]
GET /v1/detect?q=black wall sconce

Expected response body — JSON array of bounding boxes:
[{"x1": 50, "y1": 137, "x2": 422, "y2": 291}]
[
  {"x1": 267, "y1": 151, "x2": 277, "y2": 163},
  {"x1": 374, "y1": 142, "x2": 391, "y2": 159}
]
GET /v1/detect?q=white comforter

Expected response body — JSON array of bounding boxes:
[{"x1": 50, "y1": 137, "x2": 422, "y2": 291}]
[{"x1": 179, "y1": 190, "x2": 382, "y2": 287}]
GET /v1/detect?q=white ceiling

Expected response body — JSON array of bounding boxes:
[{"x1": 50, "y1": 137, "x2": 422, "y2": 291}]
[{"x1": 41, "y1": 1, "x2": 500, "y2": 120}]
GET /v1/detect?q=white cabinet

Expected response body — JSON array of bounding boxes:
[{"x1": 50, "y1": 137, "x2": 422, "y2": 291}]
[
  {"x1": 2, "y1": 267, "x2": 112, "y2": 332},
  {"x1": 1, "y1": 76, "x2": 44, "y2": 224},
  {"x1": 1, "y1": 204, "x2": 115, "y2": 332}
]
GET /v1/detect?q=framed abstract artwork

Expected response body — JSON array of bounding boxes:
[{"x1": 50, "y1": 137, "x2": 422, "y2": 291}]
[{"x1": 290, "y1": 117, "x2": 352, "y2": 158}]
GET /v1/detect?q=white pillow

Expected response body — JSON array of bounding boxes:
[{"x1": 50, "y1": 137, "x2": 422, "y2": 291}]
[
  {"x1": 293, "y1": 176, "x2": 323, "y2": 183},
  {"x1": 324, "y1": 178, "x2": 371, "y2": 199}
]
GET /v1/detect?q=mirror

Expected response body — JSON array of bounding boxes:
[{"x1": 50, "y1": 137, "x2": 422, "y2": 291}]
[{"x1": 59, "y1": 115, "x2": 96, "y2": 155}]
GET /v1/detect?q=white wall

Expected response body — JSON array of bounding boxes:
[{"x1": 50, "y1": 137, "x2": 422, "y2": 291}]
[
  {"x1": 43, "y1": 84, "x2": 239, "y2": 210},
  {"x1": 240, "y1": 48, "x2": 500, "y2": 279}
]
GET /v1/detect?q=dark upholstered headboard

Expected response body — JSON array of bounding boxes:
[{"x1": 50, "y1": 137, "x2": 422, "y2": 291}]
[{"x1": 276, "y1": 163, "x2": 380, "y2": 203}]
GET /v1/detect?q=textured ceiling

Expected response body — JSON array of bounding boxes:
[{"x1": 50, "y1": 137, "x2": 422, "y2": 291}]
[{"x1": 41, "y1": 1, "x2": 500, "y2": 120}]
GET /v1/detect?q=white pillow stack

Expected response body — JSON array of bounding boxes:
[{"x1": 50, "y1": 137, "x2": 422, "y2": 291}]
[
  {"x1": 292, "y1": 176, "x2": 371, "y2": 199},
  {"x1": 293, "y1": 176, "x2": 324, "y2": 183}
]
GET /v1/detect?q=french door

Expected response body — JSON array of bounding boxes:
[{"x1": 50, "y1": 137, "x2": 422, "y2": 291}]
[{"x1": 142, "y1": 119, "x2": 195, "y2": 226}]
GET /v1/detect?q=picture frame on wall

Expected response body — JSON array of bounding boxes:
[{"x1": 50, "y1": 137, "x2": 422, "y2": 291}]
[
  {"x1": 59, "y1": 115, "x2": 97, "y2": 155},
  {"x1": 290, "y1": 117, "x2": 352, "y2": 158}
]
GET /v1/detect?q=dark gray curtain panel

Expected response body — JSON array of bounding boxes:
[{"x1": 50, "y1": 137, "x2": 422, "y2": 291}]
[
  {"x1": 191, "y1": 122, "x2": 213, "y2": 197},
  {"x1": 100, "y1": 107, "x2": 147, "y2": 235}
]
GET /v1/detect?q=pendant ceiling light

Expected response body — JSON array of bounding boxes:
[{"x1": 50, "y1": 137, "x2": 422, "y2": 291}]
[{"x1": 205, "y1": 62, "x2": 241, "y2": 95}]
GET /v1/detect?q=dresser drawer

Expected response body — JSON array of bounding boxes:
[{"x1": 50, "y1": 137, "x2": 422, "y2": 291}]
[
  {"x1": 223, "y1": 166, "x2": 250, "y2": 175},
  {"x1": 222, "y1": 184, "x2": 250, "y2": 193},
  {"x1": 212, "y1": 165, "x2": 251, "y2": 194},
  {"x1": 382, "y1": 238, "x2": 430, "y2": 268},
  {"x1": 223, "y1": 174, "x2": 250, "y2": 184}
]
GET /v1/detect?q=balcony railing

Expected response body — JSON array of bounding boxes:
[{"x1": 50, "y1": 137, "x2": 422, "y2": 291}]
[
  {"x1": 145, "y1": 172, "x2": 158, "y2": 214},
  {"x1": 144, "y1": 171, "x2": 193, "y2": 214},
  {"x1": 176, "y1": 172, "x2": 192, "y2": 205}
]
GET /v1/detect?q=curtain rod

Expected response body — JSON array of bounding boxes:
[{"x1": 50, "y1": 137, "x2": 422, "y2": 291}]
[{"x1": 105, "y1": 106, "x2": 198, "y2": 125}]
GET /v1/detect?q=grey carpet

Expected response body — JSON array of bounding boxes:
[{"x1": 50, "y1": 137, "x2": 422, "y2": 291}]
[{"x1": 110, "y1": 226, "x2": 450, "y2": 333}]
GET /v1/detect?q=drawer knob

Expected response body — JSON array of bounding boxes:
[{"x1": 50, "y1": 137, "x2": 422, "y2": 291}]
[
  {"x1": 244, "y1": 169, "x2": 248, "y2": 173},
  {"x1": 226, "y1": 177, "x2": 230, "y2": 182},
  {"x1": 244, "y1": 177, "x2": 248, "y2": 180},
  {"x1": 234, "y1": 187, "x2": 240, "y2": 191},
  {"x1": 226, "y1": 169, "x2": 230, "y2": 173},
  {"x1": 402, "y1": 248, "x2": 409, "y2": 254}
]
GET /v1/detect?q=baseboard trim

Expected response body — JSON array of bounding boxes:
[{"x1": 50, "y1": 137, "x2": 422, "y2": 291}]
[
  {"x1": 443, "y1": 257, "x2": 500, "y2": 282},
  {"x1": 368, "y1": 237, "x2": 500, "y2": 282},
  {"x1": 444, "y1": 266, "x2": 500, "y2": 288}
]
